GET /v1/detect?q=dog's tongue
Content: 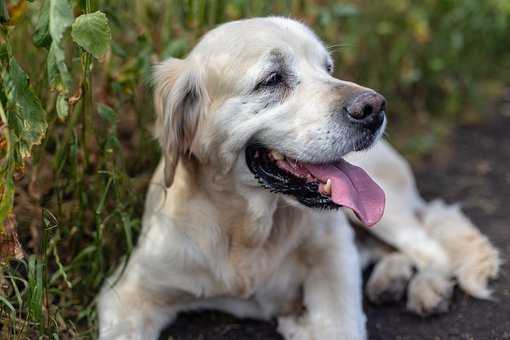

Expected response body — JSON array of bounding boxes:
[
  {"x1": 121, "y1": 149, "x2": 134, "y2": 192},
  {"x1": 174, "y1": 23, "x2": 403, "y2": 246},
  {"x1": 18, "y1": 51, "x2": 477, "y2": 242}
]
[{"x1": 303, "y1": 160, "x2": 385, "y2": 227}]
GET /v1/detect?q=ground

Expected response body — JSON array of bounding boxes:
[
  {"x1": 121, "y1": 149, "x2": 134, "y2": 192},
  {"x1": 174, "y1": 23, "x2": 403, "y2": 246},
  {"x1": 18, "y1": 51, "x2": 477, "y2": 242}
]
[{"x1": 160, "y1": 105, "x2": 510, "y2": 340}]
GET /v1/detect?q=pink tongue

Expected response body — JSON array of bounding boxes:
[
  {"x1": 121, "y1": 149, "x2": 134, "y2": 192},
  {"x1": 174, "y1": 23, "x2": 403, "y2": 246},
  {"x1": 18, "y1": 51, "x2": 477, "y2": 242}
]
[{"x1": 303, "y1": 160, "x2": 385, "y2": 227}]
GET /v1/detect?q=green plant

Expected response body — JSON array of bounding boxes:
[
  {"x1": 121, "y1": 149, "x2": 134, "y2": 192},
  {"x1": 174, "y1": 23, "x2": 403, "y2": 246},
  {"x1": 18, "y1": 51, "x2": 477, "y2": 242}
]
[{"x1": 0, "y1": 0, "x2": 124, "y2": 337}]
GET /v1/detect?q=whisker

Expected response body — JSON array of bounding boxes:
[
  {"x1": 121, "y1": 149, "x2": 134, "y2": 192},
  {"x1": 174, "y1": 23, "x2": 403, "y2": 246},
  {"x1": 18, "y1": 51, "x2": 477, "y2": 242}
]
[{"x1": 326, "y1": 43, "x2": 351, "y2": 50}]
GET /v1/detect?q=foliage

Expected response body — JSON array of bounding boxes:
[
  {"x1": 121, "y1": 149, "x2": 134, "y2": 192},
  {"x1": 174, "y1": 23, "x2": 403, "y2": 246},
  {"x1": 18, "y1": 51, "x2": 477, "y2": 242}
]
[
  {"x1": 0, "y1": 0, "x2": 508, "y2": 338},
  {"x1": 71, "y1": 11, "x2": 111, "y2": 59}
]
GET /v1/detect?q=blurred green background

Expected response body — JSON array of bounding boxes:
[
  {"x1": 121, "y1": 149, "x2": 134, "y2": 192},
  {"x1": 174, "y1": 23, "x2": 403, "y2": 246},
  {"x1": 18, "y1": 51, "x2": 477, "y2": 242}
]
[{"x1": 1, "y1": 0, "x2": 510, "y2": 338}]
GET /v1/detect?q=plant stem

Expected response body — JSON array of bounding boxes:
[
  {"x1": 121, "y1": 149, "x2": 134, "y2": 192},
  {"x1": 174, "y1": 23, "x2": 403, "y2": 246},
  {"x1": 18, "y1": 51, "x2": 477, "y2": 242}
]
[
  {"x1": 81, "y1": 0, "x2": 93, "y2": 169},
  {"x1": 86, "y1": 0, "x2": 91, "y2": 13}
]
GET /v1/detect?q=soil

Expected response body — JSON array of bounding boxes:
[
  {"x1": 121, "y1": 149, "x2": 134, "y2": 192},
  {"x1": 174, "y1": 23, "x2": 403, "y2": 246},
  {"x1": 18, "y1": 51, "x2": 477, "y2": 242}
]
[{"x1": 160, "y1": 107, "x2": 510, "y2": 340}]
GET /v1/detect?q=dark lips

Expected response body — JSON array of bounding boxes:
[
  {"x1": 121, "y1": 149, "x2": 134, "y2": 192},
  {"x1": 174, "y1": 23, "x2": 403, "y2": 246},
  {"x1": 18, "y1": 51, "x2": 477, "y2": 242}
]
[{"x1": 245, "y1": 144, "x2": 339, "y2": 209}]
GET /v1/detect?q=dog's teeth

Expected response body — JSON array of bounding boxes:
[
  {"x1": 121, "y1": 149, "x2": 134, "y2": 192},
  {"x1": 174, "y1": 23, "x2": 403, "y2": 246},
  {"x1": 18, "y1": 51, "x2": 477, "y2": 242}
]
[
  {"x1": 271, "y1": 150, "x2": 284, "y2": 160},
  {"x1": 323, "y1": 179, "x2": 332, "y2": 196}
]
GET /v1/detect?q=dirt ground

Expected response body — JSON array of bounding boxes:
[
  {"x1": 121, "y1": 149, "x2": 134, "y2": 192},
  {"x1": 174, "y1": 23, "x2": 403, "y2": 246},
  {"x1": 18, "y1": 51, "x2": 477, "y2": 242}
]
[{"x1": 160, "y1": 105, "x2": 510, "y2": 340}]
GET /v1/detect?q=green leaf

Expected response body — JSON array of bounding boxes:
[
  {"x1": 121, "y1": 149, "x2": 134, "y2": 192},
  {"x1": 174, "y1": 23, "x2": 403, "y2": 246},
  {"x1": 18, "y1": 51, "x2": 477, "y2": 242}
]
[
  {"x1": 56, "y1": 94, "x2": 68, "y2": 120},
  {"x1": 0, "y1": 295, "x2": 15, "y2": 316},
  {"x1": 33, "y1": 0, "x2": 52, "y2": 48},
  {"x1": 27, "y1": 256, "x2": 44, "y2": 323},
  {"x1": 6, "y1": 59, "x2": 48, "y2": 159},
  {"x1": 97, "y1": 103, "x2": 116, "y2": 124},
  {"x1": 71, "y1": 11, "x2": 111, "y2": 59},
  {"x1": 47, "y1": 41, "x2": 72, "y2": 92},
  {"x1": 39, "y1": 0, "x2": 74, "y2": 101},
  {"x1": 49, "y1": 0, "x2": 73, "y2": 43}
]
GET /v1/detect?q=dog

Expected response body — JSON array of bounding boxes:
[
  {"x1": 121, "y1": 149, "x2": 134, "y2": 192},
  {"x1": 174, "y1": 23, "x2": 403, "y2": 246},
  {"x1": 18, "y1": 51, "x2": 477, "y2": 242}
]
[{"x1": 98, "y1": 17, "x2": 500, "y2": 340}]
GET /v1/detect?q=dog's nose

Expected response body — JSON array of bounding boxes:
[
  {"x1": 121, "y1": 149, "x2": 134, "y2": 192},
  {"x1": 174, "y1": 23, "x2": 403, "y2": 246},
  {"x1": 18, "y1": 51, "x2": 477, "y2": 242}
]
[{"x1": 343, "y1": 91, "x2": 386, "y2": 121}]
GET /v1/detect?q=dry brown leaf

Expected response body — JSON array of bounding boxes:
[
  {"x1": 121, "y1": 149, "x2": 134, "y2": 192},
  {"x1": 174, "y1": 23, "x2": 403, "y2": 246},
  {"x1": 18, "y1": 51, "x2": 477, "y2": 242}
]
[{"x1": 0, "y1": 215, "x2": 24, "y2": 262}]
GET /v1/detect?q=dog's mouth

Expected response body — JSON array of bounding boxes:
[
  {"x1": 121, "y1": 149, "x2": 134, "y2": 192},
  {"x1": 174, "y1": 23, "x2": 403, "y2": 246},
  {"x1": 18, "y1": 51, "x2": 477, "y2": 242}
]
[{"x1": 245, "y1": 144, "x2": 385, "y2": 226}]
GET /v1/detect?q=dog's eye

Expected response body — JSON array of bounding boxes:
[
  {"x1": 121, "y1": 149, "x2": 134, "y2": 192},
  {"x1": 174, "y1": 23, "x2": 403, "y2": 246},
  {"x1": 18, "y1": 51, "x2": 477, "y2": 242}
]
[
  {"x1": 326, "y1": 63, "x2": 333, "y2": 74},
  {"x1": 265, "y1": 72, "x2": 283, "y2": 86},
  {"x1": 256, "y1": 72, "x2": 284, "y2": 90}
]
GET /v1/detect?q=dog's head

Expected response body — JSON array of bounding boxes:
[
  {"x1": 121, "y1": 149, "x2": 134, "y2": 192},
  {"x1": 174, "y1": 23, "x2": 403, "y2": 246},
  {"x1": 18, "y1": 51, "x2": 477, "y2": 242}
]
[{"x1": 154, "y1": 17, "x2": 386, "y2": 226}]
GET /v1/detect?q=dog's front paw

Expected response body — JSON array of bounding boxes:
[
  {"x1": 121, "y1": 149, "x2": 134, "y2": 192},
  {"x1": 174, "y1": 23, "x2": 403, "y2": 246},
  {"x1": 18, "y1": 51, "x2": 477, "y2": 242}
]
[
  {"x1": 278, "y1": 315, "x2": 366, "y2": 340},
  {"x1": 366, "y1": 253, "x2": 413, "y2": 304},
  {"x1": 453, "y1": 232, "x2": 500, "y2": 299},
  {"x1": 421, "y1": 200, "x2": 500, "y2": 299},
  {"x1": 406, "y1": 269, "x2": 454, "y2": 316},
  {"x1": 277, "y1": 316, "x2": 314, "y2": 340},
  {"x1": 367, "y1": 253, "x2": 456, "y2": 316}
]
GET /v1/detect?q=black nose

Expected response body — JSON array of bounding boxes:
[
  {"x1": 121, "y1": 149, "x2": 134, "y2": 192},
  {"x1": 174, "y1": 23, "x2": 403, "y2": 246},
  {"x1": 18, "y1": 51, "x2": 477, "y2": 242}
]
[{"x1": 343, "y1": 91, "x2": 386, "y2": 121}]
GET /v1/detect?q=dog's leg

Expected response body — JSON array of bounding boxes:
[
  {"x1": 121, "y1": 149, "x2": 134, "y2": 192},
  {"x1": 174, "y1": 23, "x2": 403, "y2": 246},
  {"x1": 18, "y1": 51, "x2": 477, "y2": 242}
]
[
  {"x1": 356, "y1": 233, "x2": 413, "y2": 304},
  {"x1": 278, "y1": 213, "x2": 366, "y2": 340},
  {"x1": 353, "y1": 199, "x2": 456, "y2": 315},
  {"x1": 373, "y1": 200, "x2": 499, "y2": 315},
  {"x1": 347, "y1": 141, "x2": 451, "y2": 274},
  {"x1": 97, "y1": 213, "x2": 221, "y2": 340},
  {"x1": 366, "y1": 205, "x2": 456, "y2": 315},
  {"x1": 347, "y1": 141, "x2": 455, "y2": 314},
  {"x1": 98, "y1": 265, "x2": 181, "y2": 340},
  {"x1": 358, "y1": 234, "x2": 454, "y2": 316},
  {"x1": 366, "y1": 212, "x2": 451, "y2": 272},
  {"x1": 350, "y1": 141, "x2": 499, "y2": 315},
  {"x1": 98, "y1": 257, "x2": 273, "y2": 340},
  {"x1": 419, "y1": 200, "x2": 500, "y2": 298}
]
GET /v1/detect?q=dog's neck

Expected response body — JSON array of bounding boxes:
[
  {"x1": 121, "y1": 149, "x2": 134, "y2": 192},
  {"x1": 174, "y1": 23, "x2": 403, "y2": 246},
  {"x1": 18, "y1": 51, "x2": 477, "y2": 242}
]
[
  {"x1": 157, "y1": 159, "x2": 310, "y2": 296},
  {"x1": 170, "y1": 158, "x2": 305, "y2": 248}
]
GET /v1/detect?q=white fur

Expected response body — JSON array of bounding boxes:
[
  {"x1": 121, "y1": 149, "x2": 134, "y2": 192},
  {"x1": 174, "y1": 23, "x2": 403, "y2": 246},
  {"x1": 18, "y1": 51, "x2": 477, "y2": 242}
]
[{"x1": 98, "y1": 17, "x2": 500, "y2": 340}]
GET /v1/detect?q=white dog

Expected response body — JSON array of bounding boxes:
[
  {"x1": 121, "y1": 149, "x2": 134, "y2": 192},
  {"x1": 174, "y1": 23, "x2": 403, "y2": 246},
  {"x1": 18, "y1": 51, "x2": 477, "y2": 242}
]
[{"x1": 98, "y1": 17, "x2": 500, "y2": 340}]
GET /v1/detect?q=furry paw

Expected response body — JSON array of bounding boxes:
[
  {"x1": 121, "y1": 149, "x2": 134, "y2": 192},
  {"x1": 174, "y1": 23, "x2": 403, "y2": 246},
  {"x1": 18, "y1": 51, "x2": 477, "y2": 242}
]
[
  {"x1": 421, "y1": 200, "x2": 501, "y2": 299},
  {"x1": 366, "y1": 253, "x2": 413, "y2": 304},
  {"x1": 450, "y1": 232, "x2": 500, "y2": 299},
  {"x1": 406, "y1": 269, "x2": 454, "y2": 316},
  {"x1": 277, "y1": 316, "x2": 313, "y2": 340},
  {"x1": 278, "y1": 315, "x2": 366, "y2": 340},
  {"x1": 455, "y1": 241, "x2": 500, "y2": 299}
]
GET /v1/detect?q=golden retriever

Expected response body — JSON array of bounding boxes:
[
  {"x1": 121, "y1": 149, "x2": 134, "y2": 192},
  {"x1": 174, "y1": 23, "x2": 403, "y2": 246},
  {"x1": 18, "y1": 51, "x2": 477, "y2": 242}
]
[{"x1": 98, "y1": 17, "x2": 500, "y2": 340}]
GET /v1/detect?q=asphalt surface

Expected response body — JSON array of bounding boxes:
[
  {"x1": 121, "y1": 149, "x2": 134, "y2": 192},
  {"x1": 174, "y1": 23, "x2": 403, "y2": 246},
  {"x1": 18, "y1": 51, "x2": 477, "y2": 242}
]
[{"x1": 161, "y1": 108, "x2": 510, "y2": 340}]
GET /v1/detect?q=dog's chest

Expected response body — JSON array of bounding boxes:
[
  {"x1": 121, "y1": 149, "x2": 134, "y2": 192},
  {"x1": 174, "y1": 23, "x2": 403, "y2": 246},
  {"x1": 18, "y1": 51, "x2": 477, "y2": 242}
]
[{"x1": 225, "y1": 216, "x2": 307, "y2": 297}]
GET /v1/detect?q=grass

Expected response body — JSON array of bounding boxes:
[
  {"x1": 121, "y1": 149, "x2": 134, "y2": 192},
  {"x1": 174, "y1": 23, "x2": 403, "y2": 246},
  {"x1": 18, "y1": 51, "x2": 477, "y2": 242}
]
[{"x1": 0, "y1": 0, "x2": 509, "y2": 338}]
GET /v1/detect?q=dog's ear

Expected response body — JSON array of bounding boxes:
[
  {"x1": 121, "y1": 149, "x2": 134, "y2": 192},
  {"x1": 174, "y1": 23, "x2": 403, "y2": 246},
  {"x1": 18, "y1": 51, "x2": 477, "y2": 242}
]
[{"x1": 154, "y1": 58, "x2": 208, "y2": 187}]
